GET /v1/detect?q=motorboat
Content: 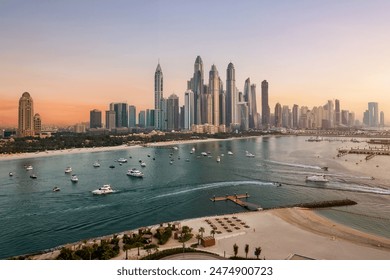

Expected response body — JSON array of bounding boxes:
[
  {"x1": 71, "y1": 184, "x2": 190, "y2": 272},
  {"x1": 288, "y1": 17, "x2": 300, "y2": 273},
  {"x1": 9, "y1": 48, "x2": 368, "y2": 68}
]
[
  {"x1": 185, "y1": 159, "x2": 190, "y2": 162},
  {"x1": 126, "y1": 168, "x2": 144, "y2": 178},
  {"x1": 30, "y1": 174, "x2": 37, "y2": 179},
  {"x1": 92, "y1": 184, "x2": 114, "y2": 195},
  {"x1": 216, "y1": 156, "x2": 221, "y2": 163},
  {"x1": 52, "y1": 186, "x2": 60, "y2": 192},
  {"x1": 201, "y1": 152, "x2": 207, "y2": 156},
  {"x1": 190, "y1": 147, "x2": 195, "y2": 154},
  {"x1": 26, "y1": 165, "x2": 33, "y2": 171},
  {"x1": 306, "y1": 175, "x2": 329, "y2": 183},
  {"x1": 109, "y1": 165, "x2": 115, "y2": 169},
  {"x1": 71, "y1": 174, "x2": 79, "y2": 182},
  {"x1": 245, "y1": 151, "x2": 255, "y2": 157},
  {"x1": 65, "y1": 167, "x2": 72, "y2": 173},
  {"x1": 173, "y1": 146, "x2": 178, "y2": 150},
  {"x1": 93, "y1": 161, "x2": 101, "y2": 167},
  {"x1": 140, "y1": 162, "x2": 146, "y2": 167},
  {"x1": 169, "y1": 161, "x2": 173, "y2": 165},
  {"x1": 227, "y1": 151, "x2": 233, "y2": 155},
  {"x1": 117, "y1": 158, "x2": 127, "y2": 163},
  {"x1": 9, "y1": 172, "x2": 13, "y2": 177}
]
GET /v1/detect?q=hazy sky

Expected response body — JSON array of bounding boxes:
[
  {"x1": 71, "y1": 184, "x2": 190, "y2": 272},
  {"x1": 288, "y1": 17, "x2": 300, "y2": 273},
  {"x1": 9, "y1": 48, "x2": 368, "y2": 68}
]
[{"x1": 1, "y1": 0, "x2": 390, "y2": 126}]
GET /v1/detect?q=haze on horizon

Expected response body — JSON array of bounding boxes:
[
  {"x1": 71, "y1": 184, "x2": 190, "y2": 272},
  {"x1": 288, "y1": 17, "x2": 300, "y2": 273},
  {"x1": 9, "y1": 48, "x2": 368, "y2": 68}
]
[{"x1": 1, "y1": 0, "x2": 390, "y2": 127}]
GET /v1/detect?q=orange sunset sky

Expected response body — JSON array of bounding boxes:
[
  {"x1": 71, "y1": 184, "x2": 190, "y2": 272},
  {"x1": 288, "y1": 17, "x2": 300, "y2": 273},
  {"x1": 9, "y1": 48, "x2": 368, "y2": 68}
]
[{"x1": 1, "y1": 0, "x2": 390, "y2": 127}]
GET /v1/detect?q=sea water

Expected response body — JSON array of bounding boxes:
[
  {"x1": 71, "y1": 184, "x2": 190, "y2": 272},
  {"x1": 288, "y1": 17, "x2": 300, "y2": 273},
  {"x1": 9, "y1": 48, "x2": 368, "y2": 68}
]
[{"x1": 0, "y1": 136, "x2": 389, "y2": 259}]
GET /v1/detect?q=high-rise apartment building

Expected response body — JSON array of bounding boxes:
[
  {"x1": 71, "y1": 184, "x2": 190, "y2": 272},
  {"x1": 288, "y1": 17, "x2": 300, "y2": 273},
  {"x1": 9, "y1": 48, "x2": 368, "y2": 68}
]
[
  {"x1": 380, "y1": 111, "x2": 385, "y2": 127},
  {"x1": 188, "y1": 56, "x2": 204, "y2": 125},
  {"x1": 105, "y1": 110, "x2": 116, "y2": 131},
  {"x1": 335, "y1": 99, "x2": 340, "y2": 127},
  {"x1": 209, "y1": 65, "x2": 220, "y2": 126},
  {"x1": 226, "y1": 62, "x2": 236, "y2": 127},
  {"x1": 90, "y1": 109, "x2": 102, "y2": 129},
  {"x1": 33, "y1": 113, "x2": 42, "y2": 133},
  {"x1": 154, "y1": 63, "x2": 163, "y2": 130},
  {"x1": 261, "y1": 80, "x2": 270, "y2": 129},
  {"x1": 292, "y1": 104, "x2": 299, "y2": 129},
  {"x1": 368, "y1": 102, "x2": 379, "y2": 127},
  {"x1": 138, "y1": 110, "x2": 146, "y2": 128},
  {"x1": 167, "y1": 94, "x2": 179, "y2": 131},
  {"x1": 250, "y1": 84, "x2": 258, "y2": 129},
  {"x1": 110, "y1": 103, "x2": 128, "y2": 128},
  {"x1": 184, "y1": 90, "x2": 194, "y2": 130},
  {"x1": 18, "y1": 92, "x2": 35, "y2": 137},
  {"x1": 274, "y1": 102, "x2": 282, "y2": 127},
  {"x1": 129, "y1": 105, "x2": 136, "y2": 128}
]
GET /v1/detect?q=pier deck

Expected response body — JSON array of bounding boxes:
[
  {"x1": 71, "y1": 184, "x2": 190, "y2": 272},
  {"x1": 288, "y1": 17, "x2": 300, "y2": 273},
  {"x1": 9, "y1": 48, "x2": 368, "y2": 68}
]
[{"x1": 210, "y1": 194, "x2": 262, "y2": 211}]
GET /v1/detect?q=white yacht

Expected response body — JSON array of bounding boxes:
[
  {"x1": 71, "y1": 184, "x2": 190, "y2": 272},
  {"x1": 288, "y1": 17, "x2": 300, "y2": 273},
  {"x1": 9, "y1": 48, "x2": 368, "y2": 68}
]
[
  {"x1": 126, "y1": 168, "x2": 144, "y2": 178},
  {"x1": 117, "y1": 158, "x2": 127, "y2": 163},
  {"x1": 140, "y1": 162, "x2": 146, "y2": 167},
  {"x1": 201, "y1": 152, "x2": 208, "y2": 156},
  {"x1": 216, "y1": 156, "x2": 221, "y2": 163},
  {"x1": 30, "y1": 174, "x2": 37, "y2": 179},
  {"x1": 52, "y1": 186, "x2": 60, "y2": 192},
  {"x1": 227, "y1": 151, "x2": 233, "y2": 155},
  {"x1": 190, "y1": 147, "x2": 195, "y2": 154},
  {"x1": 92, "y1": 184, "x2": 114, "y2": 195},
  {"x1": 65, "y1": 167, "x2": 72, "y2": 173},
  {"x1": 306, "y1": 175, "x2": 329, "y2": 183},
  {"x1": 71, "y1": 174, "x2": 79, "y2": 182},
  {"x1": 9, "y1": 172, "x2": 13, "y2": 177},
  {"x1": 93, "y1": 161, "x2": 100, "y2": 167},
  {"x1": 26, "y1": 165, "x2": 33, "y2": 171},
  {"x1": 245, "y1": 151, "x2": 255, "y2": 157}
]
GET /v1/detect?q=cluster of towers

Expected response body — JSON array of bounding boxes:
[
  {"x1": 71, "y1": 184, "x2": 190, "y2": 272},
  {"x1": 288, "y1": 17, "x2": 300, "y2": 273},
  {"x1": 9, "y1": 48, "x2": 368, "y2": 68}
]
[{"x1": 155, "y1": 56, "x2": 269, "y2": 132}]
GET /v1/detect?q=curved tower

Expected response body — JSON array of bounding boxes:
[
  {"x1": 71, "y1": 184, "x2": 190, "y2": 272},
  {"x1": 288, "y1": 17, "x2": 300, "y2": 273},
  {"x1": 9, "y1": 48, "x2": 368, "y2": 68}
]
[{"x1": 209, "y1": 65, "x2": 220, "y2": 126}]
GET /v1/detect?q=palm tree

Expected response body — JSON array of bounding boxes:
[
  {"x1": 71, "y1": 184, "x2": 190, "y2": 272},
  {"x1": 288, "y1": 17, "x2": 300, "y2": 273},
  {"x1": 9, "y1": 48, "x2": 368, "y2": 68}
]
[
  {"x1": 245, "y1": 244, "x2": 249, "y2": 259},
  {"x1": 254, "y1": 247, "x2": 262, "y2": 259},
  {"x1": 233, "y1": 243, "x2": 238, "y2": 257},
  {"x1": 195, "y1": 234, "x2": 202, "y2": 245},
  {"x1": 210, "y1": 229, "x2": 216, "y2": 238},
  {"x1": 199, "y1": 227, "x2": 205, "y2": 238}
]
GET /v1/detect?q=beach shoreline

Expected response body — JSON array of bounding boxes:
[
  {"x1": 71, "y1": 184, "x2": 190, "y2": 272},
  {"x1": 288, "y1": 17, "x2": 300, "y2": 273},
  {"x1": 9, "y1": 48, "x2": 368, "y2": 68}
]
[{"x1": 26, "y1": 207, "x2": 390, "y2": 260}]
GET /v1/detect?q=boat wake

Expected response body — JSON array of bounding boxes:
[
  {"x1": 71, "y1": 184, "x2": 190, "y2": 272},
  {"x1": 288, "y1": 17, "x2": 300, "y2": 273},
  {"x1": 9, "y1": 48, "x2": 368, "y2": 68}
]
[
  {"x1": 264, "y1": 160, "x2": 322, "y2": 170},
  {"x1": 154, "y1": 180, "x2": 275, "y2": 199}
]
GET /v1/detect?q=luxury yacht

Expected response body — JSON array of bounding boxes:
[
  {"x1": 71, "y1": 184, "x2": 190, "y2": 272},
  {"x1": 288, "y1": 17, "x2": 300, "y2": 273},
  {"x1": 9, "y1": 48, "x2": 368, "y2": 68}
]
[
  {"x1": 64, "y1": 167, "x2": 72, "y2": 173},
  {"x1": 126, "y1": 168, "x2": 144, "y2": 178},
  {"x1": 92, "y1": 184, "x2": 114, "y2": 195},
  {"x1": 71, "y1": 174, "x2": 79, "y2": 182},
  {"x1": 117, "y1": 158, "x2": 127, "y2": 163}
]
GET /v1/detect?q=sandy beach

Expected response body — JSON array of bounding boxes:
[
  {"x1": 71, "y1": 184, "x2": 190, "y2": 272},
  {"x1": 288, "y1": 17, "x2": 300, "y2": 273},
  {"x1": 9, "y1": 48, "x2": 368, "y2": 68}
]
[{"x1": 30, "y1": 207, "x2": 390, "y2": 260}]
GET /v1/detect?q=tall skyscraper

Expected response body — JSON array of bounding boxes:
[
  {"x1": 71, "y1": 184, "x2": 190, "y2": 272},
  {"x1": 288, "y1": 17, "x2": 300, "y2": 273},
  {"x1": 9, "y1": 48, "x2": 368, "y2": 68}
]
[
  {"x1": 274, "y1": 103, "x2": 282, "y2": 127},
  {"x1": 326, "y1": 100, "x2": 334, "y2": 128},
  {"x1": 167, "y1": 94, "x2": 179, "y2": 131},
  {"x1": 282, "y1": 105, "x2": 290, "y2": 128},
  {"x1": 90, "y1": 109, "x2": 102, "y2": 129},
  {"x1": 190, "y1": 56, "x2": 203, "y2": 125},
  {"x1": 250, "y1": 83, "x2": 258, "y2": 129},
  {"x1": 138, "y1": 110, "x2": 146, "y2": 128},
  {"x1": 237, "y1": 102, "x2": 249, "y2": 131},
  {"x1": 292, "y1": 104, "x2": 299, "y2": 129},
  {"x1": 154, "y1": 63, "x2": 163, "y2": 130},
  {"x1": 261, "y1": 80, "x2": 270, "y2": 129},
  {"x1": 184, "y1": 90, "x2": 194, "y2": 130},
  {"x1": 111, "y1": 103, "x2": 128, "y2": 128},
  {"x1": 341, "y1": 110, "x2": 349, "y2": 126},
  {"x1": 368, "y1": 102, "x2": 379, "y2": 127},
  {"x1": 209, "y1": 64, "x2": 220, "y2": 126},
  {"x1": 380, "y1": 111, "x2": 385, "y2": 127},
  {"x1": 18, "y1": 92, "x2": 35, "y2": 137},
  {"x1": 226, "y1": 62, "x2": 236, "y2": 127},
  {"x1": 105, "y1": 110, "x2": 116, "y2": 131},
  {"x1": 335, "y1": 99, "x2": 340, "y2": 127},
  {"x1": 146, "y1": 109, "x2": 155, "y2": 129},
  {"x1": 129, "y1": 105, "x2": 136, "y2": 128},
  {"x1": 244, "y1": 78, "x2": 252, "y2": 127}
]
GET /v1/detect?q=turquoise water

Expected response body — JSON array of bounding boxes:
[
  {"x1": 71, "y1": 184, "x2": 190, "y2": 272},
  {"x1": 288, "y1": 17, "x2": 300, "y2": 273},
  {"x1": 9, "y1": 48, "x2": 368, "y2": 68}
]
[{"x1": 0, "y1": 136, "x2": 389, "y2": 259}]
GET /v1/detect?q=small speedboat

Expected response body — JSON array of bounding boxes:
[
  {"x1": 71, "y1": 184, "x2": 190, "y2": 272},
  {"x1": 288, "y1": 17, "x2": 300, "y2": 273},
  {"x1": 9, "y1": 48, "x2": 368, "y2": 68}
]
[
  {"x1": 227, "y1": 151, "x2": 233, "y2": 155},
  {"x1": 141, "y1": 162, "x2": 146, "y2": 167},
  {"x1": 201, "y1": 152, "x2": 207, "y2": 156},
  {"x1": 25, "y1": 165, "x2": 33, "y2": 171},
  {"x1": 30, "y1": 174, "x2": 37, "y2": 179},
  {"x1": 52, "y1": 186, "x2": 60, "y2": 192},
  {"x1": 126, "y1": 168, "x2": 144, "y2": 178},
  {"x1": 169, "y1": 161, "x2": 173, "y2": 165},
  {"x1": 92, "y1": 184, "x2": 114, "y2": 195},
  {"x1": 109, "y1": 165, "x2": 115, "y2": 169},
  {"x1": 306, "y1": 175, "x2": 328, "y2": 183},
  {"x1": 216, "y1": 156, "x2": 221, "y2": 163},
  {"x1": 117, "y1": 158, "x2": 127, "y2": 163},
  {"x1": 9, "y1": 172, "x2": 13, "y2": 177},
  {"x1": 71, "y1": 174, "x2": 79, "y2": 182},
  {"x1": 93, "y1": 161, "x2": 101, "y2": 167},
  {"x1": 65, "y1": 167, "x2": 72, "y2": 173},
  {"x1": 245, "y1": 151, "x2": 255, "y2": 157}
]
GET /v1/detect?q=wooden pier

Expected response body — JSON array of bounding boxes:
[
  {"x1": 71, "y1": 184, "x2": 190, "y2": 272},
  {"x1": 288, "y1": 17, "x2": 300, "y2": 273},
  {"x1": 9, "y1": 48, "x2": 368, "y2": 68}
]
[
  {"x1": 338, "y1": 147, "x2": 390, "y2": 157},
  {"x1": 210, "y1": 193, "x2": 262, "y2": 211}
]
